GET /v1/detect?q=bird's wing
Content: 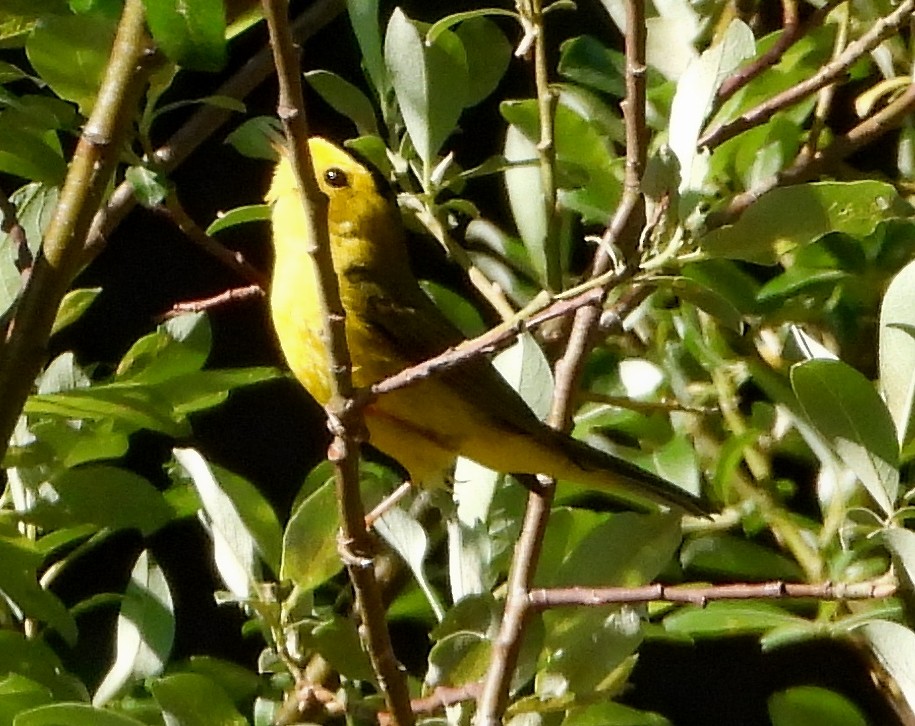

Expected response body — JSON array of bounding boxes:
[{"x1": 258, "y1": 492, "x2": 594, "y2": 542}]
[{"x1": 362, "y1": 284, "x2": 552, "y2": 437}]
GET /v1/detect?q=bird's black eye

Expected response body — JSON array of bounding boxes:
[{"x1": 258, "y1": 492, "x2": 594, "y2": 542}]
[{"x1": 324, "y1": 167, "x2": 349, "y2": 188}]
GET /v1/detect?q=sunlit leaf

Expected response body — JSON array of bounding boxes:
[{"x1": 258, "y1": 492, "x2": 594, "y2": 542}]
[
  {"x1": 701, "y1": 182, "x2": 911, "y2": 264},
  {"x1": 93, "y1": 550, "x2": 175, "y2": 706},
  {"x1": 791, "y1": 358, "x2": 899, "y2": 514}
]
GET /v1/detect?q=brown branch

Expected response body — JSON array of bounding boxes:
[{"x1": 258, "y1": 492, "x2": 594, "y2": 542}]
[
  {"x1": 260, "y1": 2, "x2": 413, "y2": 725},
  {"x1": 528, "y1": 579, "x2": 897, "y2": 609},
  {"x1": 710, "y1": 80, "x2": 915, "y2": 227},
  {"x1": 716, "y1": 0, "x2": 842, "y2": 103},
  {"x1": 156, "y1": 194, "x2": 269, "y2": 288},
  {"x1": 699, "y1": 0, "x2": 915, "y2": 150},
  {"x1": 0, "y1": 0, "x2": 154, "y2": 465},
  {"x1": 80, "y1": 0, "x2": 345, "y2": 268},
  {"x1": 162, "y1": 284, "x2": 264, "y2": 318},
  {"x1": 476, "y1": 2, "x2": 650, "y2": 723}
]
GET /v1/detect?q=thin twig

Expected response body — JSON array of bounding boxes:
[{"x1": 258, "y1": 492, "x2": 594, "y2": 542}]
[
  {"x1": 260, "y1": 2, "x2": 414, "y2": 724},
  {"x1": 527, "y1": 578, "x2": 896, "y2": 608},
  {"x1": 163, "y1": 284, "x2": 264, "y2": 317},
  {"x1": 710, "y1": 80, "x2": 915, "y2": 227},
  {"x1": 800, "y1": 2, "x2": 849, "y2": 159},
  {"x1": 716, "y1": 0, "x2": 842, "y2": 103},
  {"x1": 0, "y1": 0, "x2": 154, "y2": 465},
  {"x1": 699, "y1": 0, "x2": 914, "y2": 150},
  {"x1": 476, "y1": 1, "x2": 650, "y2": 723},
  {"x1": 157, "y1": 194, "x2": 269, "y2": 288}
]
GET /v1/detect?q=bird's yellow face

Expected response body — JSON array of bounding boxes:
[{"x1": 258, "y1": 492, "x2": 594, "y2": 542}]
[{"x1": 267, "y1": 138, "x2": 393, "y2": 255}]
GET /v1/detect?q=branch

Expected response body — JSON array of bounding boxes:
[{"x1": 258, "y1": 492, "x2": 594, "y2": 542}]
[
  {"x1": 528, "y1": 579, "x2": 897, "y2": 608},
  {"x1": 710, "y1": 80, "x2": 915, "y2": 227},
  {"x1": 163, "y1": 284, "x2": 264, "y2": 318},
  {"x1": 0, "y1": 0, "x2": 154, "y2": 464},
  {"x1": 699, "y1": 0, "x2": 915, "y2": 150},
  {"x1": 259, "y1": 2, "x2": 414, "y2": 724},
  {"x1": 716, "y1": 0, "x2": 842, "y2": 103},
  {"x1": 157, "y1": 193, "x2": 269, "y2": 288},
  {"x1": 476, "y1": 1, "x2": 650, "y2": 723},
  {"x1": 80, "y1": 0, "x2": 345, "y2": 268}
]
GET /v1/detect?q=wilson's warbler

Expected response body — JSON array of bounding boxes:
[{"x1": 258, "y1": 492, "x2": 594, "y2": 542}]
[{"x1": 268, "y1": 137, "x2": 707, "y2": 514}]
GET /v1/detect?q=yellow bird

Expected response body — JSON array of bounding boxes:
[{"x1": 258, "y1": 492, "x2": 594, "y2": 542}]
[{"x1": 268, "y1": 137, "x2": 707, "y2": 514}]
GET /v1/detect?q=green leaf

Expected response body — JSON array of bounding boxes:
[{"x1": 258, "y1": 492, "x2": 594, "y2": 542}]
[
  {"x1": 280, "y1": 474, "x2": 342, "y2": 591},
  {"x1": 0, "y1": 633, "x2": 85, "y2": 702},
  {"x1": 0, "y1": 183, "x2": 57, "y2": 319},
  {"x1": 880, "y1": 258, "x2": 915, "y2": 453},
  {"x1": 558, "y1": 35, "x2": 626, "y2": 97},
  {"x1": 224, "y1": 116, "x2": 282, "y2": 161},
  {"x1": 116, "y1": 312, "x2": 211, "y2": 384},
  {"x1": 0, "y1": 675, "x2": 54, "y2": 726},
  {"x1": 664, "y1": 602, "x2": 807, "y2": 639},
  {"x1": 305, "y1": 70, "x2": 378, "y2": 137},
  {"x1": 494, "y1": 332, "x2": 554, "y2": 419},
  {"x1": 669, "y1": 19, "x2": 755, "y2": 199},
  {"x1": 25, "y1": 13, "x2": 117, "y2": 115},
  {"x1": 0, "y1": 538, "x2": 76, "y2": 644},
  {"x1": 756, "y1": 267, "x2": 849, "y2": 303},
  {"x1": 141, "y1": 0, "x2": 227, "y2": 72},
  {"x1": 385, "y1": 7, "x2": 468, "y2": 167},
  {"x1": 883, "y1": 528, "x2": 915, "y2": 619},
  {"x1": 125, "y1": 165, "x2": 169, "y2": 208},
  {"x1": 155, "y1": 367, "x2": 281, "y2": 415},
  {"x1": 425, "y1": 8, "x2": 518, "y2": 45},
  {"x1": 25, "y1": 384, "x2": 189, "y2": 438},
  {"x1": 426, "y1": 631, "x2": 492, "y2": 688},
  {"x1": 561, "y1": 701, "x2": 671, "y2": 726},
  {"x1": 203, "y1": 460, "x2": 282, "y2": 574},
  {"x1": 791, "y1": 358, "x2": 899, "y2": 514},
  {"x1": 149, "y1": 673, "x2": 246, "y2": 726},
  {"x1": 22, "y1": 465, "x2": 174, "y2": 536},
  {"x1": 205, "y1": 203, "x2": 270, "y2": 235},
  {"x1": 768, "y1": 686, "x2": 867, "y2": 726},
  {"x1": 680, "y1": 534, "x2": 804, "y2": 581},
  {"x1": 503, "y1": 91, "x2": 624, "y2": 224},
  {"x1": 502, "y1": 123, "x2": 546, "y2": 283},
  {"x1": 552, "y1": 512, "x2": 681, "y2": 588},
  {"x1": 346, "y1": 0, "x2": 387, "y2": 98},
  {"x1": 375, "y1": 506, "x2": 445, "y2": 621},
  {"x1": 173, "y1": 448, "x2": 265, "y2": 597},
  {"x1": 180, "y1": 657, "x2": 261, "y2": 705},
  {"x1": 543, "y1": 607, "x2": 643, "y2": 697},
  {"x1": 666, "y1": 276, "x2": 744, "y2": 332},
  {"x1": 51, "y1": 287, "x2": 102, "y2": 336},
  {"x1": 419, "y1": 280, "x2": 486, "y2": 338},
  {"x1": 93, "y1": 550, "x2": 175, "y2": 706},
  {"x1": 0, "y1": 118, "x2": 66, "y2": 184},
  {"x1": 855, "y1": 620, "x2": 915, "y2": 714},
  {"x1": 454, "y1": 16, "x2": 511, "y2": 108},
  {"x1": 701, "y1": 181, "x2": 912, "y2": 264},
  {"x1": 15, "y1": 704, "x2": 148, "y2": 726},
  {"x1": 310, "y1": 616, "x2": 376, "y2": 683}
]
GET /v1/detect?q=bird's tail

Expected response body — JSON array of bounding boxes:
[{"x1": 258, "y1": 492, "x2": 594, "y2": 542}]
[{"x1": 547, "y1": 429, "x2": 711, "y2": 515}]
